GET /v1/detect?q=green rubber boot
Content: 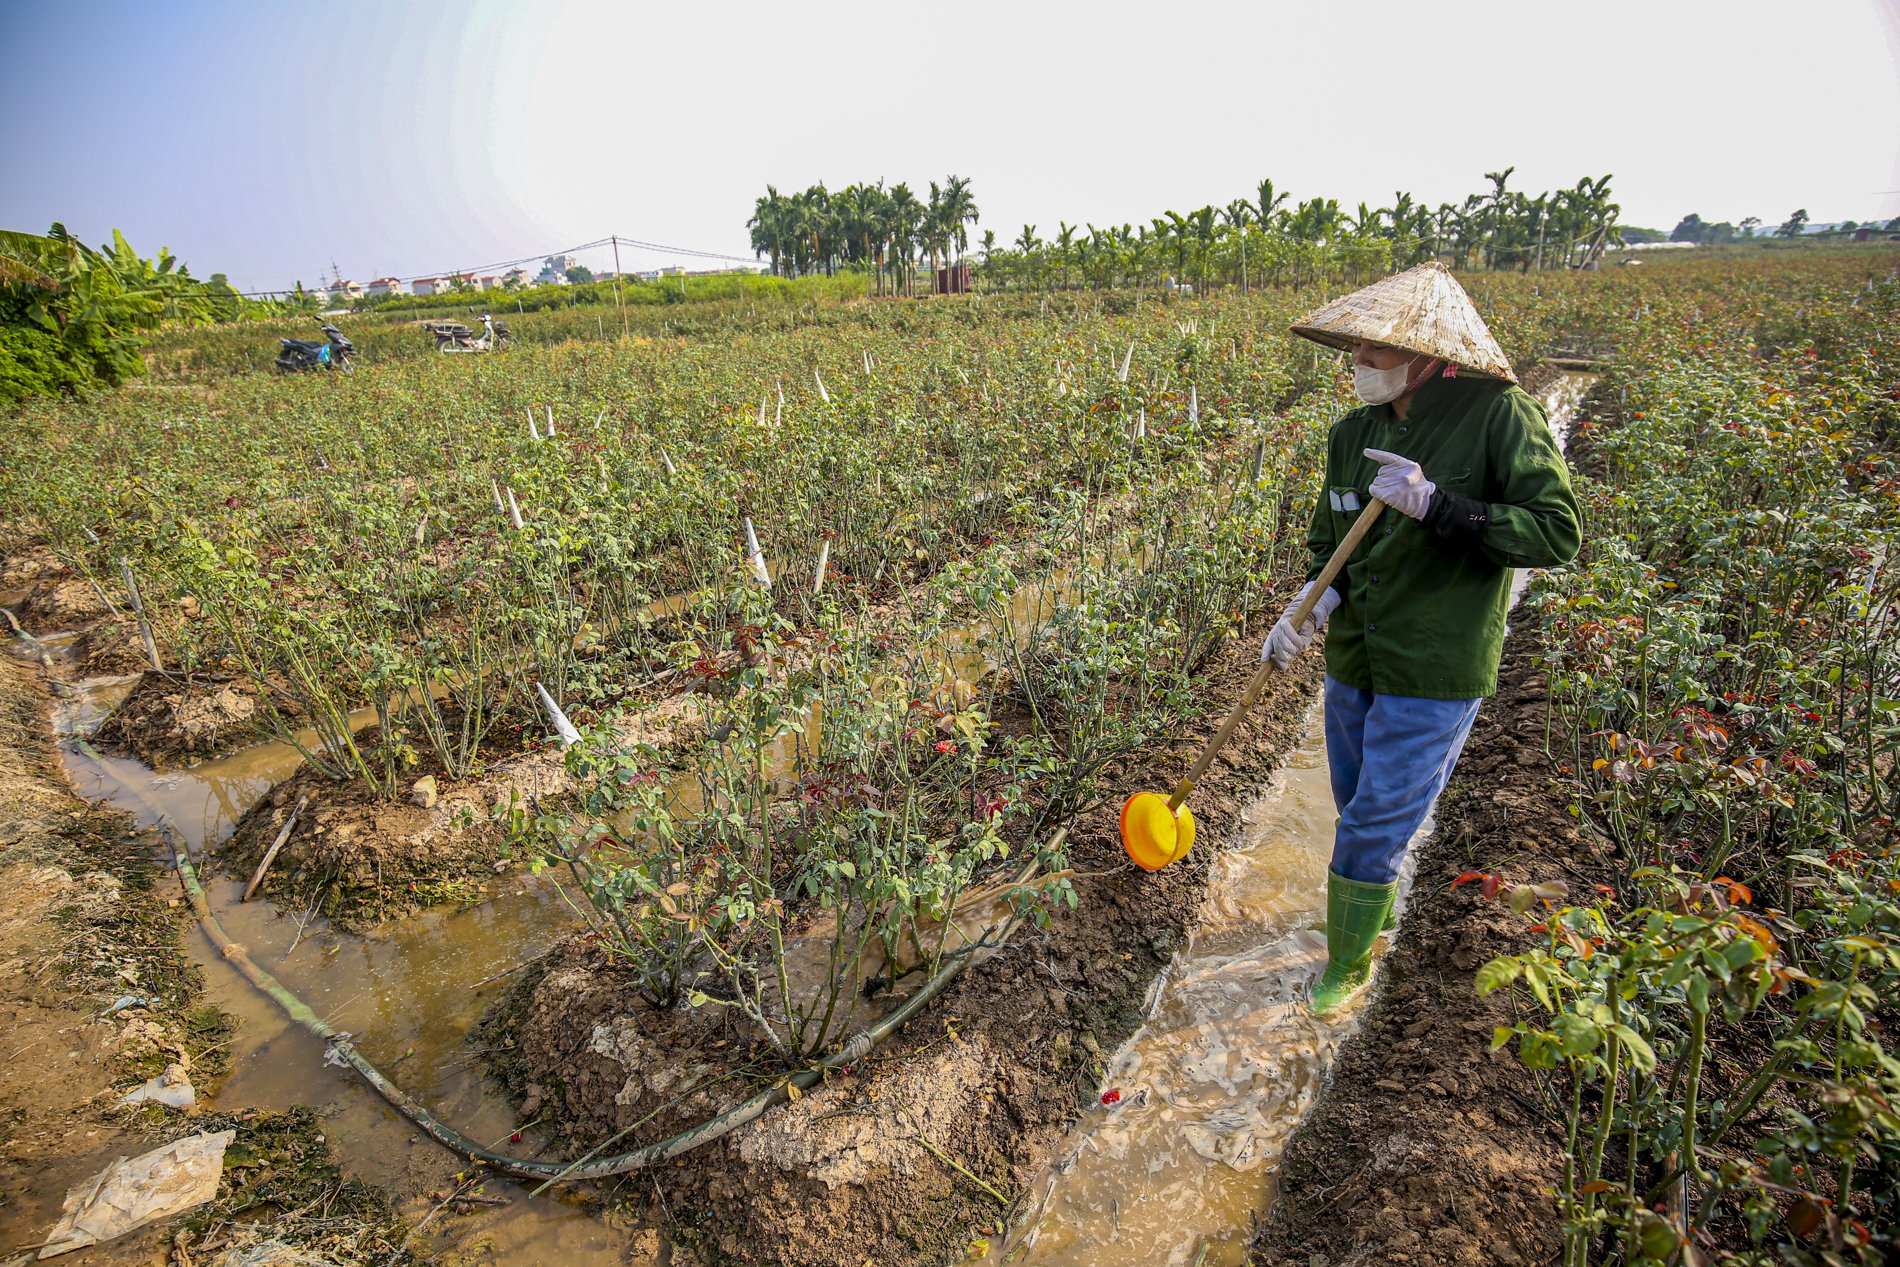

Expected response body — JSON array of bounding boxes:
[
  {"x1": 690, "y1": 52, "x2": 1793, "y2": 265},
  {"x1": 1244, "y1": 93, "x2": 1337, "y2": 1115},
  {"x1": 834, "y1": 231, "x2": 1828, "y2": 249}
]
[{"x1": 1310, "y1": 869, "x2": 1399, "y2": 1017}]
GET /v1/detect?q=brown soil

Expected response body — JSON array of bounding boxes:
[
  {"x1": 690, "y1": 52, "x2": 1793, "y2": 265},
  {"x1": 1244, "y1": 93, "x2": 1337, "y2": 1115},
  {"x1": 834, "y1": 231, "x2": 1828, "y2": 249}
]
[
  {"x1": 218, "y1": 759, "x2": 513, "y2": 930},
  {"x1": 216, "y1": 689, "x2": 704, "y2": 929},
  {"x1": 72, "y1": 620, "x2": 154, "y2": 679},
  {"x1": 93, "y1": 673, "x2": 267, "y2": 768},
  {"x1": 13, "y1": 574, "x2": 113, "y2": 637},
  {"x1": 482, "y1": 603, "x2": 1328, "y2": 1266},
  {"x1": 0, "y1": 547, "x2": 64, "y2": 600},
  {"x1": 1250, "y1": 628, "x2": 1588, "y2": 1267}
]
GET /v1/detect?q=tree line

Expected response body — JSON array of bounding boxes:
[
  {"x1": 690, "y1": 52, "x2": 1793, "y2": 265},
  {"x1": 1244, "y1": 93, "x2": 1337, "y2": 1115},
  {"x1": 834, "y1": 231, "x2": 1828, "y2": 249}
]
[
  {"x1": 1662, "y1": 209, "x2": 1900, "y2": 245},
  {"x1": 746, "y1": 168, "x2": 1627, "y2": 294},
  {"x1": 747, "y1": 176, "x2": 980, "y2": 294}
]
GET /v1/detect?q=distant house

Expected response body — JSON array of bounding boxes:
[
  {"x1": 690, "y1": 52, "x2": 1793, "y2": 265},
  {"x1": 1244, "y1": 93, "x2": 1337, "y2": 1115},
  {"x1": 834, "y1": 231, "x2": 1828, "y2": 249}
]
[
  {"x1": 412, "y1": 277, "x2": 444, "y2": 296},
  {"x1": 326, "y1": 279, "x2": 363, "y2": 300},
  {"x1": 478, "y1": 276, "x2": 502, "y2": 290},
  {"x1": 366, "y1": 277, "x2": 405, "y2": 298},
  {"x1": 502, "y1": 267, "x2": 528, "y2": 289},
  {"x1": 536, "y1": 253, "x2": 579, "y2": 286}
]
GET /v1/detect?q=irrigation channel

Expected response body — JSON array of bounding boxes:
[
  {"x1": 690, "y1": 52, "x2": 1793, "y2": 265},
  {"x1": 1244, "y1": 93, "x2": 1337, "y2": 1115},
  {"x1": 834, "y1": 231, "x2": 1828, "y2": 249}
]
[{"x1": 14, "y1": 374, "x2": 1589, "y2": 1264}]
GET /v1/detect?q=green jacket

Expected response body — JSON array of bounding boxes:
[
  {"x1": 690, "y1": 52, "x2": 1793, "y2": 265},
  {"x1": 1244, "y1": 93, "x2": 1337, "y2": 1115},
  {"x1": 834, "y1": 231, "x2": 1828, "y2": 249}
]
[{"x1": 1305, "y1": 373, "x2": 1581, "y2": 699}]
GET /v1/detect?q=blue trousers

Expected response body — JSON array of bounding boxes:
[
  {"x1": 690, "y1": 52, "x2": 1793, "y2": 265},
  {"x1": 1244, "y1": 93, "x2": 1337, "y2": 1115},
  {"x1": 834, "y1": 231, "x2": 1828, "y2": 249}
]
[{"x1": 1324, "y1": 677, "x2": 1482, "y2": 885}]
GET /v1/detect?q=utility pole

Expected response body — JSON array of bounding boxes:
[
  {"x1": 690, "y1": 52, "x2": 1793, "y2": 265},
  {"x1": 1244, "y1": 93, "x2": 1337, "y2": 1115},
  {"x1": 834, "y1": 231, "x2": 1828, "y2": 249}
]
[{"x1": 610, "y1": 236, "x2": 628, "y2": 339}]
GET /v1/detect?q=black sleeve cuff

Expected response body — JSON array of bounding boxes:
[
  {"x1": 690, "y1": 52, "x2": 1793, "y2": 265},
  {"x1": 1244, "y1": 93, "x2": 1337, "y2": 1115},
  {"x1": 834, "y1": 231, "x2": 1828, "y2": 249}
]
[{"x1": 1423, "y1": 488, "x2": 1491, "y2": 542}]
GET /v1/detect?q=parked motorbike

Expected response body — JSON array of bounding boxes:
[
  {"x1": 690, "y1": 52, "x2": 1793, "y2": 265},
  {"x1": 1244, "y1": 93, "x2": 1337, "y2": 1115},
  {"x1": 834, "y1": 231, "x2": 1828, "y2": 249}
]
[
  {"x1": 427, "y1": 314, "x2": 513, "y2": 353},
  {"x1": 274, "y1": 318, "x2": 355, "y2": 373}
]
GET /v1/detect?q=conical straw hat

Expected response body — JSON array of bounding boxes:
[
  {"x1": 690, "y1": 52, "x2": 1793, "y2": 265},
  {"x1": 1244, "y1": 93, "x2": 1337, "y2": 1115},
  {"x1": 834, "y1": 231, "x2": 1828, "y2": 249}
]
[{"x1": 1290, "y1": 260, "x2": 1517, "y2": 383}]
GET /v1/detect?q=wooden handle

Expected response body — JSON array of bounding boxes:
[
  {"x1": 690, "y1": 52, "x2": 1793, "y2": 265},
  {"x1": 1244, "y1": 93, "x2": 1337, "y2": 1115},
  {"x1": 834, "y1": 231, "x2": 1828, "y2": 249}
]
[{"x1": 1165, "y1": 499, "x2": 1387, "y2": 812}]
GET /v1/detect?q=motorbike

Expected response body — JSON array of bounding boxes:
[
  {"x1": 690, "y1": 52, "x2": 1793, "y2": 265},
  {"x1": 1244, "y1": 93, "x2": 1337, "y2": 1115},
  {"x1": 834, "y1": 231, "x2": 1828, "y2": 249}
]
[
  {"x1": 427, "y1": 314, "x2": 514, "y2": 353},
  {"x1": 274, "y1": 318, "x2": 355, "y2": 373}
]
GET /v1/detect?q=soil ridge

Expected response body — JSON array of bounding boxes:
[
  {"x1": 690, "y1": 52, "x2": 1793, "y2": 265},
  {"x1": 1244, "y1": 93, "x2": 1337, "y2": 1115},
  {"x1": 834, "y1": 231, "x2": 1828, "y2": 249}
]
[{"x1": 483, "y1": 619, "x2": 1328, "y2": 1265}]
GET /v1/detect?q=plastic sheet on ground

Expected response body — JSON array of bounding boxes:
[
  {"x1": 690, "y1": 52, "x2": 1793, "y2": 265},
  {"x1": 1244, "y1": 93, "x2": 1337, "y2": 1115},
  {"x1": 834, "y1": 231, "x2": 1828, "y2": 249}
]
[
  {"x1": 37, "y1": 1129, "x2": 235, "y2": 1258},
  {"x1": 213, "y1": 1238, "x2": 346, "y2": 1267}
]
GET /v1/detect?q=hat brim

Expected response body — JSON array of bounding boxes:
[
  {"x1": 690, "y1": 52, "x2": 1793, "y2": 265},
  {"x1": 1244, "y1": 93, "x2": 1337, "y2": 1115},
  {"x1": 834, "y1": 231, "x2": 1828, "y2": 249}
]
[
  {"x1": 1289, "y1": 325, "x2": 1516, "y2": 383},
  {"x1": 1288, "y1": 261, "x2": 1519, "y2": 384}
]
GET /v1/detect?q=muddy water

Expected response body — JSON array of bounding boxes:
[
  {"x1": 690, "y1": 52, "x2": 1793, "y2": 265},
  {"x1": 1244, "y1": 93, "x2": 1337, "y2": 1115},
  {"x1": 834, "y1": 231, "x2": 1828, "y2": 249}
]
[
  {"x1": 1002, "y1": 707, "x2": 1351, "y2": 1266},
  {"x1": 1003, "y1": 372, "x2": 1595, "y2": 1266},
  {"x1": 21, "y1": 647, "x2": 637, "y2": 1263}
]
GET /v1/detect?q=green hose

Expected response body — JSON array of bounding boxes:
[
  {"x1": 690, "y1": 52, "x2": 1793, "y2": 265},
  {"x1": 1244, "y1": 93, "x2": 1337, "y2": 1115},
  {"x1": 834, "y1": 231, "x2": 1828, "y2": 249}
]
[{"x1": 162, "y1": 811, "x2": 1056, "y2": 1183}]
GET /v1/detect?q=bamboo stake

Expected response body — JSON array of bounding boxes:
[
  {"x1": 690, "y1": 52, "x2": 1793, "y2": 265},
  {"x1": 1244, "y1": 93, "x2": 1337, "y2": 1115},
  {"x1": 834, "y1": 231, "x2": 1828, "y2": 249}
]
[
  {"x1": 243, "y1": 794, "x2": 307, "y2": 901},
  {"x1": 118, "y1": 558, "x2": 162, "y2": 672}
]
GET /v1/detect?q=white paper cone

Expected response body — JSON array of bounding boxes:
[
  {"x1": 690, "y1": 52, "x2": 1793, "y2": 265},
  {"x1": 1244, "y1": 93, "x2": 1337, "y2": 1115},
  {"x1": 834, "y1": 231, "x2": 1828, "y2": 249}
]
[
  {"x1": 535, "y1": 681, "x2": 583, "y2": 747},
  {"x1": 744, "y1": 518, "x2": 771, "y2": 587}
]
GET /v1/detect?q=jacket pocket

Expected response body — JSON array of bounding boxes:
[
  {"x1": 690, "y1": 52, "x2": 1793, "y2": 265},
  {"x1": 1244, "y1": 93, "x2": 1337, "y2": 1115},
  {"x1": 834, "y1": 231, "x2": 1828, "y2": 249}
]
[{"x1": 1434, "y1": 465, "x2": 1477, "y2": 495}]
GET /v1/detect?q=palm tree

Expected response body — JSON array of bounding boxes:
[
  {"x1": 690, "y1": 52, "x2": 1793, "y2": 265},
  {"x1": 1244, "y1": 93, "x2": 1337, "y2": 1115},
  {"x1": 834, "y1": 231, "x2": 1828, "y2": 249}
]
[
  {"x1": 1222, "y1": 200, "x2": 1255, "y2": 291},
  {"x1": 1014, "y1": 224, "x2": 1043, "y2": 291},
  {"x1": 1255, "y1": 179, "x2": 1291, "y2": 229},
  {"x1": 939, "y1": 174, "x2": 980, "y2": 264},
  {"x1": 1157, "y1": 211, "x2": 1189, "y2": 285},
  {"x1": 1572, "y1": 174, "x2": 1620, "y2": 268},
  {"x1": 1481, "y1": 167, "x2": 1515, "y2": 268},
  {"x1": 1187, "y1": 205, "x2": 1218, "y2": 290},
  {"x1": 921, "y1": 182, "x2": 955, "y2": 290},
  {"x1": 885, "y1": 183, "x2": 923, "y2": 295},
  {"x1": 1054, "y1": 222, "x2": 1079, "y2": 290},
  {"x1": 747, "y1": 186, "x2": 791, "y2": 277}
]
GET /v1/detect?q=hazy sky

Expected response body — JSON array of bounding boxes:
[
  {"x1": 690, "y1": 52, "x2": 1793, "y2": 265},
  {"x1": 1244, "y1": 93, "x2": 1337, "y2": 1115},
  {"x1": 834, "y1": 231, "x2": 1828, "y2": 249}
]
[{"x1": 5, "y1": 0, "x2": 1898, "y2": 292}]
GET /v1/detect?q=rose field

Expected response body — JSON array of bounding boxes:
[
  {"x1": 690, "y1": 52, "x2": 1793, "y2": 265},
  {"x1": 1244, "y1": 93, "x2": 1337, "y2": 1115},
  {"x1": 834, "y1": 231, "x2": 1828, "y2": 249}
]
[{"x1": 1, "y1": 248, "x2": 1896, "y2": 1266}]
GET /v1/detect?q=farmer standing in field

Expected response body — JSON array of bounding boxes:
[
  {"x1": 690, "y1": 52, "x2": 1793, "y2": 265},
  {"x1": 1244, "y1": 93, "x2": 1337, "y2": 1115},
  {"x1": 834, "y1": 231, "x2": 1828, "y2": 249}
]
[{"x1": 1265, "y1": 260, "x2": 1581, "y2": 1016}]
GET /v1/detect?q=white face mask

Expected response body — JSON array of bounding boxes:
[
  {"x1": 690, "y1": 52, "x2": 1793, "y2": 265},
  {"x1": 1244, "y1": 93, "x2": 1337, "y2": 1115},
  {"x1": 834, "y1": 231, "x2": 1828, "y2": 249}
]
[{"x1": 1353, "y1": 360, "x2": 1414, "y2": 405}]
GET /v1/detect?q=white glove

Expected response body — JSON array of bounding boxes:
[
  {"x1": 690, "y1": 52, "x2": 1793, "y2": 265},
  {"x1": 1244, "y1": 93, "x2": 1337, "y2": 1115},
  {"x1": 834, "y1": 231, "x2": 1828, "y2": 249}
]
[
  {"x1": 1263, "y1": 581, "x2": 1343, "y2": 668},
  {"x1": 1364, "y1": 448, "x2": 1436, "y2": 520}
]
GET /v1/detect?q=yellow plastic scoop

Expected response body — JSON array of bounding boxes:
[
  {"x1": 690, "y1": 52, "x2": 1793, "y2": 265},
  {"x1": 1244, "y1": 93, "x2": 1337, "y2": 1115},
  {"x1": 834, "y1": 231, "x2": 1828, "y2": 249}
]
[{"x1": 1121, "y1": 500, "x2": 1387, "y2": 870}]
